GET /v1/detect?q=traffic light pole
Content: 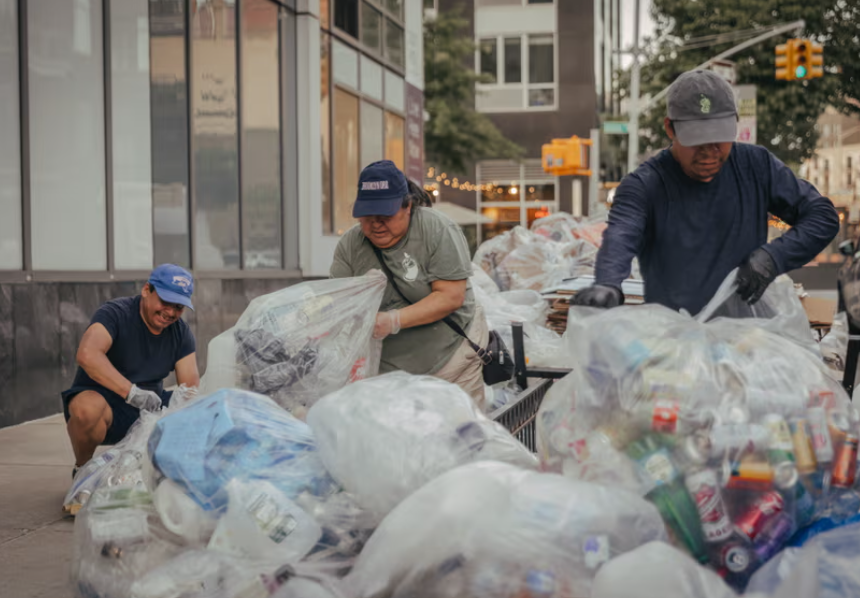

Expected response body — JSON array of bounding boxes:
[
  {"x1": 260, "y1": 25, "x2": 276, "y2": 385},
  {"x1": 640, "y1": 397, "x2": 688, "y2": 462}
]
[{"x1": 625, "y1": 19, "x2": 805, "y2": 171}]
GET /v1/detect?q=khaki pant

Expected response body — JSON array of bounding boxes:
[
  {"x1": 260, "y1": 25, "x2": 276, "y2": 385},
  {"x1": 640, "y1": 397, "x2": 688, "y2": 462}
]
[{"x1": 434, "y1": 306, "x2": 489, "y2": 409}]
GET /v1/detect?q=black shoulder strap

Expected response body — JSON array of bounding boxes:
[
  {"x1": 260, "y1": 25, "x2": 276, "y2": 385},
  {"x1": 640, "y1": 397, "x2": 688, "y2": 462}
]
[{"x1": 369, "y1": 242, "x2": 482, "y2": 353}]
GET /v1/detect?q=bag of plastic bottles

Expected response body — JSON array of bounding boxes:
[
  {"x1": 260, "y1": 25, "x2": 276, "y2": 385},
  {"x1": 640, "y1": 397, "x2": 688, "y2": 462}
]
[
  {"x1": 306, "y1": 372, "x2": 538, "y2": 524},
  {"x1": 473, "y1": 226, "x2": 537, "y2": 291},
  {"x1": 64, "y1": 385, "x2": 199, "y2": 514},
  {"x1": 342, "y1": 461, "x2": 667, "y2": 598},
  {"x1": 696, "y1": 269, "x2": 818, "y2": 355},
  {"x1": 819, "y1": 311, "x2": 848, "y2": 379},
  {"x1": 148, "y1": 388, "x2": 371, "y2": 566},
  {"x1": 537, "y1": 302, "x2": 858, "y2": 590},
  {"x1": 200, "y1": 272, "x2": 387, "y2": 418}
]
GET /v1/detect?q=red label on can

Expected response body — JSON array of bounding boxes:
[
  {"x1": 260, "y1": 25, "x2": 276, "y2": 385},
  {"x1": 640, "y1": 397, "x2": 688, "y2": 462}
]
[
  {"x1": 833, "y1": 437, "x2": 859, "y2": 488},
  {"x1": 652, "y1": 400, "x2": 680, "y2": 434},
  {"x1": 736, "y1": 491, "x2": 784, "y2": 541}
]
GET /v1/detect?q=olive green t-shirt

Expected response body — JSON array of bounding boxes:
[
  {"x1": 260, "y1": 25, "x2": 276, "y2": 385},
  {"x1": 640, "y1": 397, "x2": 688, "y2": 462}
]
[{"x1": 330, "y1": 207, "x2": 475, "y2": 375}]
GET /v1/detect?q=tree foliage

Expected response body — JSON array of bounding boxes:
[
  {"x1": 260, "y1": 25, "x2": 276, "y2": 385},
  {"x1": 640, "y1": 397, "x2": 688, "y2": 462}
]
[
  {"x1": 423, "y1": 11, "x2": 524, "y2": 175},
  {"x1": 628, "y1": 0, "x2": 859, "y2": 167}
]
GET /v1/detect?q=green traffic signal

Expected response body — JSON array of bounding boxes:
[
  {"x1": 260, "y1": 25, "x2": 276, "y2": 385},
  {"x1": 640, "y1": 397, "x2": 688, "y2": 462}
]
[{"x1": 795, "y1": 65, "x2": 808, "y2": 78}]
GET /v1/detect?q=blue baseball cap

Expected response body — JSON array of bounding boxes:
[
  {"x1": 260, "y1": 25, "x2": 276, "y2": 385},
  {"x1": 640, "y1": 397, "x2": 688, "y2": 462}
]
[
  {"x1": 148, "y1": 264, "x2": 194, "y2": 310},
  {"x1": 352, "y1": 160, "x2": 409, "y2": 218}
]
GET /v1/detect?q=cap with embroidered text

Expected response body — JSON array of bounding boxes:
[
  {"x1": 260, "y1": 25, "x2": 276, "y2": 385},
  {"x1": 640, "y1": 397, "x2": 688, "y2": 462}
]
[
  {"x1": 668, "y1": 69, "x2": 738, "y2": 147},
  {"x1": 352, "y1": 160, "x2": 409, "y2": 218},
  {"x1": 148, "y1": 264, "x2": 194, "y2": 310}
]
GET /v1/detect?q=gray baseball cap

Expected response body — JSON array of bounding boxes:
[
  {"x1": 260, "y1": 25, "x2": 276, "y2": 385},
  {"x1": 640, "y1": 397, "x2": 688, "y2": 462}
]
[{"x1": 667, "y1": 70, "x2": 738, "y2": 147}]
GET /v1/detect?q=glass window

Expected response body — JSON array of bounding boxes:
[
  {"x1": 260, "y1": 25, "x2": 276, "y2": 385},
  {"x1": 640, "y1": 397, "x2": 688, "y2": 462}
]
[
  {"x1": 321, "y1": 34, "x2": 333, "y2": 234},
  {"x1": 481, "y1": 207, "x2": 519, "y2": 241},
  {"x1": 0, "y1": 0, "x2": 21, "y2": 269},
  {"x1": 361, "y1": 102, "x2": 384, "y2": 168},
  {"x1": 333, "y1": 39, "x2": 359, "y2": 89},
  {"x1": 150, "y1": 0, "x2": 190, "y2": 268},
  {"x1": 241, "y1": 0, "x2": 282, "y2": 270},
  {"x1": 360, "y1": 55, "x2": 383, "y2": 100},
  {"x1": 503, "y1": 37, "x2": 521, "y2": 84},
  {"x1": 29, "y1": 0, "x2": 107, "y2": 270},
  {"x1": 384, "y1": 18, "x2": 404, "y2": 68},
  {"x1": 527, "y1": 0, "x2": 553, "y2": 3},
  {"x1": 423, "y1": 0, "x2": 435, "y2": 8},
  {"x1": 479, "y1": 38, "x2": 497, "y2": 82},
  {"x1": 111, "y1": 0, "x2": 153, "y2": 271},
  {"x1": 334, "y1": 88, "x2": 360, "y2": 235},
  {"x1": 528, "y1": 34, "x2": 554, "y2": 83},
  {"x1": 385, "y1": 111, "x2": 405, "y2": 171},
  {"x1": 528, "y1": 88, "x2": 554, "y2": 107},
  {"x1": 192, "y1": 0, "x2": 240, "y2": 270},
  {"x1": 361, "y1": 3, "x2": 382, "y2": 54},
  {"x1": 385, "y1": 0, "x2": 402, "y2": 19},
  {"x1": 384, "y1": 70, "x2": 404, "y2": 111},
  {"x1": 525, "y1": 183, "x2": 555, "y2": 201},
  {"x1": 334, "y1": 0, "x2": 358, "y2": 37}
]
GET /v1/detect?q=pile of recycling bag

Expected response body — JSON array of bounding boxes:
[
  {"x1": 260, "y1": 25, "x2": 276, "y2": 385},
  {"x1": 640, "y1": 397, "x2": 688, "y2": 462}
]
[
  {"x1": 65, "y1": 266, "x2": 860, "y2": 598},
  {"x1": 538, "y1": 271, "x2": 859, "y2": 593},
  {"x1": 473, "y1": 213, "x2": 605, "y2": 293}
]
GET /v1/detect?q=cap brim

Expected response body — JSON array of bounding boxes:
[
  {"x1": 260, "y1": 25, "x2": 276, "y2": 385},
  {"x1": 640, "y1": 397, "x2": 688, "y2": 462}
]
[
  {"x1": 674, "y1": 115, "x2": 737, "y2": 147},
  {"x1": 352, "y1": 197, "x2": 402, "y2": 218},
  {"x1": 152, "y1": 285, "x2": 194, "y2": 311}
]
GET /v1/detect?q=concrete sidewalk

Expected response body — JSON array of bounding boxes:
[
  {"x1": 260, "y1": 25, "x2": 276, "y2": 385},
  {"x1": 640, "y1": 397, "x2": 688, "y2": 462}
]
[{"x1": 0, "y1": 414, "x2": 75, "y2": 598}]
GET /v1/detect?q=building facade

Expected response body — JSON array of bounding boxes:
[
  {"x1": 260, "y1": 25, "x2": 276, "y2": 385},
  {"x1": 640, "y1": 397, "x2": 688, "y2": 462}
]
[
  {"x1": 0, "y1": 0, "x2": 423, "y2": 428},
  {"x1": 426, "y1": 0, "x2": 620, "y2": 247}
]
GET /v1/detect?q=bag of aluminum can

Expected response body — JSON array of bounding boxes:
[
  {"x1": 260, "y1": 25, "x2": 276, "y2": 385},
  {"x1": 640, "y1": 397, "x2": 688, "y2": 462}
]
[
  {"x1": 342, "y1": 461, "x2": 668, "y2": 598},
  {"x1": 306, "y1": 372, "x2": 538, "y2": 525},
  {"x1": 200, "y1": 271, "x2": 387, "y2": 419},
  {"x1": 536, "y1": 302, "x2": 859, "y2": 590}
]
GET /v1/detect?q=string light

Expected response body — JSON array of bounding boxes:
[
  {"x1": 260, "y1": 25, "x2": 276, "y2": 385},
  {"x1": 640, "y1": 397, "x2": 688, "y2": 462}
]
[{"x1": 424, "y1": 167, "x2": 497, "y2": 193}]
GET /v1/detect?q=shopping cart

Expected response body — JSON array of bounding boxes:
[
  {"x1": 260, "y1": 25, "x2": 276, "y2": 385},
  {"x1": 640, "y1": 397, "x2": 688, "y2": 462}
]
[{"x1": 489, "y1": 322, "x2": 572, "y2": 451}]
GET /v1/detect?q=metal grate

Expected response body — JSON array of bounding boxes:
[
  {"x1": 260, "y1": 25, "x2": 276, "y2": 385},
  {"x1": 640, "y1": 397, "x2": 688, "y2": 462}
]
[{"x1": 489, "y1": 378, "x2": 554, "y2": 452}]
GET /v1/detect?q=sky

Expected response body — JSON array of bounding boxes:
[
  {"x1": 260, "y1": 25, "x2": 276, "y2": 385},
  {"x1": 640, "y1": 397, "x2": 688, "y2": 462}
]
[{"x1": 619, "y1": 0, "x2": 656, "y2": 68}]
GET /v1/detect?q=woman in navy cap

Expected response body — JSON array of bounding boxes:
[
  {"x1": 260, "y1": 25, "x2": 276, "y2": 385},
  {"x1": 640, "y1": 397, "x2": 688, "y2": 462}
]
[{"x1": 331, "y1": 160, "x2": 490, "y2": 407}]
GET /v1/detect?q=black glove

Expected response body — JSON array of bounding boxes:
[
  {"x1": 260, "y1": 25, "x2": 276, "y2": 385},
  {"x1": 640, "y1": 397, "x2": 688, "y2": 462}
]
[
  {"x1": 571, "y1": 284, "x2": 624, "y2": 308},
  {"x1": 736, "y1": 247, "x2": 778, "y2": 304}
]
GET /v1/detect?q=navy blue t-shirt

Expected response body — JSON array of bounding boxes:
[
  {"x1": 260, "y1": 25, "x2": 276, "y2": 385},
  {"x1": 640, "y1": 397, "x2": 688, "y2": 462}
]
[
  {"x1": 596, "y1": 143, "x2": 840, "y2": 314},
  {"x1": 67, "y1": 296, "x2": 196, "y2": 397}
]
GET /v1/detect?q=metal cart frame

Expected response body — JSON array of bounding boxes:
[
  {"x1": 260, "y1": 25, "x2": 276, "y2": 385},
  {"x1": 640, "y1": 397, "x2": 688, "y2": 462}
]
[{"x1": 488, "y1": 322, "x2": 573, "y2": 451}]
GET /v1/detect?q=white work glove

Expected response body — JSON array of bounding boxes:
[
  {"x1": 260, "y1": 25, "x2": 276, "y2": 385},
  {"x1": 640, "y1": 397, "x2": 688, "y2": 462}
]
[
  {"x1": 126, "y1": 384, "x2": 163, "y2": 412},
  {"x1": 373, "y1": 310, "x2": 401, "y2": 340}
]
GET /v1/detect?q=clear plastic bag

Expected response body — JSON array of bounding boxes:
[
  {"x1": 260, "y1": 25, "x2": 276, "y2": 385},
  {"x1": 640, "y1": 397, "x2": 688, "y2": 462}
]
[
  {"x1": 695, "y1": 269, "x2": 819, "y2": 356},
  {"x1": 473, "y1": 226, "x2": 537, "y2": 291},
  {"x1": 343, "y1": 461, "x2": 668, "y2": 598},
  {"x1": 306, "y1": 372, "x2": 539, "y2": 524},
  {"x1": 537, "y1": 302, "x2": 857, "y2": 589},
  {"x1": 200, "y1": 272, "x2": 387, "y2": 418},
  {"x1": 820, "y1": 312, "x2": 848, "y2": 378}
]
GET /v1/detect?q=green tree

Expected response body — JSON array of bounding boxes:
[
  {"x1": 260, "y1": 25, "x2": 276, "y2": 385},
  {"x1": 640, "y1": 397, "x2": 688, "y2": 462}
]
[
  {"x1": 423, "y1": 11, "x2": 524, "y2": 175},
  {"x1": 626, "y1": 0, "x2": 858, "y2": 166}
]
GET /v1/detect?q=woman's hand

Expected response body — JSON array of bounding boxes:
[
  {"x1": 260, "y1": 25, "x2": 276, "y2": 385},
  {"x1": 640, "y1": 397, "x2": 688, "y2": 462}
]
[{"x1": 373, "y1": 310, "x2": 402, "y2": 340}]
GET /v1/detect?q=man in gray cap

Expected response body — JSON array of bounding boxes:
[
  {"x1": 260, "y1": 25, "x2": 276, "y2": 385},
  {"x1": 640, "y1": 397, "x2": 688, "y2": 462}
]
[{"x1": 574, "y1": 69, "x2": 839, "y2": 313}]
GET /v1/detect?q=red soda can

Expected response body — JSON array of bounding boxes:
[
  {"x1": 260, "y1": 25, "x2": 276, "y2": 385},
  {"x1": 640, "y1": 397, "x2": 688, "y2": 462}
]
[
  {"x1": 832, "y1": 434, "x2": 859, "y2": 489},
  {"x1": 735, "y1": 491, "x2": 784, "y2": 542},
  {"x1": 651, "y1": 399, "x2": 680, "y2": 434}
]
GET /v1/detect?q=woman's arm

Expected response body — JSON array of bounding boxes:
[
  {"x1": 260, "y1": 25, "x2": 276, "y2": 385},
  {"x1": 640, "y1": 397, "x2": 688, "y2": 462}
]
[{"x1": 373, "y1": 279, "x2": 466, "y2": 338}]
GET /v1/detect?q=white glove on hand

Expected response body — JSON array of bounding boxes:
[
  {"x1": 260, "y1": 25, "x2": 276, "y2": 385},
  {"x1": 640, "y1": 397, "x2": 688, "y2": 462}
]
[
  {"x1": 126, "y1": 384, "x2": 163, "y2": 412},
  {"x1": 372, "y1": 310, "x2": 402, "y2": 340}
]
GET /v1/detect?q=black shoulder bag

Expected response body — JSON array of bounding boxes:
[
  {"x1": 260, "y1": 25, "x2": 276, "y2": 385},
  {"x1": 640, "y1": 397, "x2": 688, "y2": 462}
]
[{"x1": 370, "y1": 245, "x2": 514, "y2": 386}]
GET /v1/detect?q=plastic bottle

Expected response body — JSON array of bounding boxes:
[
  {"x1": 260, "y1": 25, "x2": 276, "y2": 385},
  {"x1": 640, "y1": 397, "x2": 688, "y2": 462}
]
[{"x1": 626, "y1": 435, "x2": 708, "y2": 563}]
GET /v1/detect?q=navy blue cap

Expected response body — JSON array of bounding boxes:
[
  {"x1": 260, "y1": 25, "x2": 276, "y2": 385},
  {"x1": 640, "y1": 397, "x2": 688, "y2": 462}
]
[
  {"x1": 148, "y1": 264, "x2": 194, "y2": 310},
  {"x1": 352, "y1": 160, "x2": 409, "y2": 218}
]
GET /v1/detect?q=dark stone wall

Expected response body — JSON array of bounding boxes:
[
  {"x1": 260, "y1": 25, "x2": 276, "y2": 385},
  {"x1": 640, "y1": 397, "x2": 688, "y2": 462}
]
[{"x1": 0, "y1": 277, "x2": 303, "y2": 429}]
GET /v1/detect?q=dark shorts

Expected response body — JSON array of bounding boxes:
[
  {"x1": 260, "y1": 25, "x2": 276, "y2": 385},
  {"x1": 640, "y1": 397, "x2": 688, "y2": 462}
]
[{"x1": 61, "y1": 386, "x2": 172, "y2": 446}]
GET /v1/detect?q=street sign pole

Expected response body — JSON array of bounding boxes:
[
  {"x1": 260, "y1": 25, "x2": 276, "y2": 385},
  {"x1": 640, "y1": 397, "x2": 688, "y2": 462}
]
[
  {"x1": 626, "y1": 0, "x2": 641, "y2": 175},
  {"x1": 589, "y1": 128, "x2": 600, "y2": 216}
]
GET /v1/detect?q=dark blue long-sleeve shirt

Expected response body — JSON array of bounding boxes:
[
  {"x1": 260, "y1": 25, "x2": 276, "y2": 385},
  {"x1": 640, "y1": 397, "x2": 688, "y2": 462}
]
[{"x1": 596, "y1": 143, "x2": 840, "y2": 314}]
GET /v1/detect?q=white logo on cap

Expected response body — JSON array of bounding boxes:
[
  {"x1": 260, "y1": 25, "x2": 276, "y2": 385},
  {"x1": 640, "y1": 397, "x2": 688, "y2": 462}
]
[
  {"x1": 172, "y1": 275, "x2": 191, "y2": 291},
  {"x1": 700, "y1": 94, "x2": 711, "y2": 114},
  {"x1": 361, "y1": 180, "x2": 390, "y2": 191}
]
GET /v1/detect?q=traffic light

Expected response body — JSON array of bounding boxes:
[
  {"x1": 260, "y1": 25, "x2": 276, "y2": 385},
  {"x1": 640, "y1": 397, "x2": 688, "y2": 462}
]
[
  {"x1": 775, "y1": 39, "x2": 824, "y2": 81},
  {"x1": 541, "y1": 136, "x2": 592, "y2": 176},
  {"x1": 775, "y1": 43, "x2": 791, "y2": 81},
  {"x1": 807, "y1": 41, "x2": 824, "y2": 79},
  {"x1": 794, "y1": 39, "x2": 809, "y2": 79}
]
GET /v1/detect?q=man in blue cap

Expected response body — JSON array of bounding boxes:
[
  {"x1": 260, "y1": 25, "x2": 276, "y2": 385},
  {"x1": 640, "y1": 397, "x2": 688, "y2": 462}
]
[{"x1": 63, "y1": 264, "x2": 199, "y2": 477}]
